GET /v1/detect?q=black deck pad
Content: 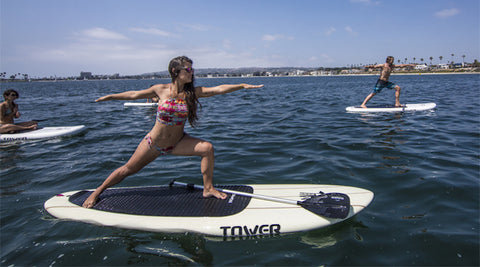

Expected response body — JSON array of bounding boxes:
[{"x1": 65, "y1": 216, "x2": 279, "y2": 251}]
[{"x1": 69, "y1": 185, "x2": 253, "y2": 217}]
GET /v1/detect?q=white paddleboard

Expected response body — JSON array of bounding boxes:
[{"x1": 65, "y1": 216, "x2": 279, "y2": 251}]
[
  {"x1": 44, "y1": 184, "x2": 373, "y2": 237},
  {"x1": 0, "y1": 125, "x2": 86, "y2": 142},
  {"x1": 124, "y1": 102, "x2": 158, "y2": 107},
  {"x1": 346, "y1": 102, "x2": 436, "y2": 113}
]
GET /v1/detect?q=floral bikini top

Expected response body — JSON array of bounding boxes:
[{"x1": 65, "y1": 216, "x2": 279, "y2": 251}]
[{"x1": 156, "y1": 97, "x2": 188, "y2": 126}]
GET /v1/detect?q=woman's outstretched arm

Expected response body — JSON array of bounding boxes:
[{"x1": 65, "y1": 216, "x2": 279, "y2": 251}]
[
  {"x1": 95, "y1": 86, "x2": 160, "y2": 102},
  {"x1": 196, "y1": 84, "x2": 263, "y2": 98}
]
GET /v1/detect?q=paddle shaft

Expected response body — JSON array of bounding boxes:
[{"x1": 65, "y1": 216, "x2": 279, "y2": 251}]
[{"x1": 172, "y1": 181, "x2": 298, "y2": 205}]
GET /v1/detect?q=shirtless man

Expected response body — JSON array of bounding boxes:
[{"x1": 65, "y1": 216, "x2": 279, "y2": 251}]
[{"x1": 360, "y1": 56, "x2": 415, "y2": 108}]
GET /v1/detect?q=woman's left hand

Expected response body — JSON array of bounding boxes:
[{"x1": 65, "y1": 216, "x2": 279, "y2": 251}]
[{"x1": 243, "y1": 84, "x2": 264, "y2": 89}]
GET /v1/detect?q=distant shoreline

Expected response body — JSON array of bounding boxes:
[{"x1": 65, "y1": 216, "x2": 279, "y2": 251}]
[
  {"x1": 336, "y1": 71, "x2": 480, "y2": 77},
  {"x1": 1, "y1": 70, "x2": 478, "y2": 83},
  {"x1": 195, "y1": 71, "x2": 480, "y2": 79}
]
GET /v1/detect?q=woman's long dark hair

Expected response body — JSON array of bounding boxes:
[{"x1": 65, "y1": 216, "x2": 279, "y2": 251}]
[
  {"x1": 168, "y1": 56, "x2": 200, "y2": 127},
  {"x1": 3, "y1": 89, "x2": 19, "y2": 100}
]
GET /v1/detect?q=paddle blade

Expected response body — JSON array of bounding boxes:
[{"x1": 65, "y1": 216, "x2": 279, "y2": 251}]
[{"x1": 300, "y1": 193, "x2": 350, "y2": 219}]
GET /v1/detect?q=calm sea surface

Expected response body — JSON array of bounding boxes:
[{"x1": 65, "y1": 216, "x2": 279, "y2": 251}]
[{"x1": 1, "y1": 74, "x2": 479, "y2": 266}]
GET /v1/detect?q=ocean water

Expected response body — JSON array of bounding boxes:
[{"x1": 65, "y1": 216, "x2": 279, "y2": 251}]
[{"x1": 1, "y1": 74, "x2": 478, "y2": 266}]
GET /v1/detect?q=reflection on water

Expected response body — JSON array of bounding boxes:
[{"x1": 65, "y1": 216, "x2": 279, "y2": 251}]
[
  {"x1": 0, "y1": 144, "x2": 23, "y2": 170},
  {"x1": 123, "y1": 232, "x2": 213, "y2": 266},
  {"x1": 0, "y1": 179, "x2": 30, "y2": 196},
  {"x1": 0, "y1": 145, "x2": 31, "y2": 196},
  {"x1": 300, "y1": 219, "x2": 368, "y2": 249},
  {"x1": 356, "y1": 113, "x2": 413, "y2": 175}
]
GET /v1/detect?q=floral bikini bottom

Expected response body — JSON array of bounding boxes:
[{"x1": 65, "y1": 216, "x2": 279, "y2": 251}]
[{"x1": 144, "y1": 133, "x2": 186, "y2": 156}]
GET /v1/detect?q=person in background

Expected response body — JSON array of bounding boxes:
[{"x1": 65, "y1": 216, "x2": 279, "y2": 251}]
[
  {"x1": 0, "y1": 89, "x2": 37, "y2": 134},
  {"x1": 146, "y1": 96, "x2": 159, "y2": 103},
  {"x1": 83, "y1": 56, "x2": 263, "y2": 208},
  {"x1": 360, "y1": 56, "x2": 415, "y2": 108}
]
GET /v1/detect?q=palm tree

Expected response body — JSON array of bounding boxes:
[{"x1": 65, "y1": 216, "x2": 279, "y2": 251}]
[
  {"x1": 439, "y1": 56, "x2": 443, "y2": 63},
  {"x1": 413, "y1": 57, "x2": 416, "y2": 63},
  {"x1": 429, "y1": 57, "x2": 433, "y2": 65},
  {"x1": 404, "y1": 58, "x2": 408, "y2": 64},
  {"x1": 462, "y1": 55, "x2": 466, "y2": 66}
]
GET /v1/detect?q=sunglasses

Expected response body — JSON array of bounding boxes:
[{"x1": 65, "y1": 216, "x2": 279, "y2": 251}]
[
  {"x1": 9, "y1": 93, "x2": 18, "y2": 97},
  {"x1": 181, "y1": 67, "x2": 194, "y2": 73}
]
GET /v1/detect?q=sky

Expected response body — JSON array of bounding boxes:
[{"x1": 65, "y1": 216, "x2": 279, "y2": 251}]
[{"x1": 1, "y1": 0, "x2": 479, "y2": 77}]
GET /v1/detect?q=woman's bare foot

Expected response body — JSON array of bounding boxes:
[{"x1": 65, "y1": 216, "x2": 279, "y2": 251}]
[{"x1": 203, "y1": 188, "x2": 227, "y2": 199}]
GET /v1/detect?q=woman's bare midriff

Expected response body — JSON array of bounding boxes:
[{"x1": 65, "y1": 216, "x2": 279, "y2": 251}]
[{"x1": 148, "y1": 122, "x2": 185, "y2": 147}]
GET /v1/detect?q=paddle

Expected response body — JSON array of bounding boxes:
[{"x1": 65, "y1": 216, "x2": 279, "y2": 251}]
[{"x1": 170, "y1": 180, "x2": 351, "y2": 219}]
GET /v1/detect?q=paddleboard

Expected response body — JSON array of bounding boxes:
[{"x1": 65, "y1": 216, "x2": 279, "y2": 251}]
[
  {"x1": 0, "y1": 125, "x2": 86, "y2": 142},
  {"x1": 124, "y1": 102, "x2": 158, "y2": 107},
  {"x1": 44, "y1": 183, "x2": 373, "y2": 237},
  {"x1": 346, "y1": 102, "x2": 436, "y2": 113}
]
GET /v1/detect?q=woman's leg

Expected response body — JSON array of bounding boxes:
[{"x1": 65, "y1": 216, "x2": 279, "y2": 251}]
[
  {"x1": 83, "y1": 137, "x2": 161, "y2": 208},
  {"x1": 0, "y1": 123, "x2": 36, "y2": 134},
  {"x1": 172, "y1": 134, "x2": 227, "y2": 199},
  {"x1": 16, "y1": 121, "x2": 38, "y2": 127}
]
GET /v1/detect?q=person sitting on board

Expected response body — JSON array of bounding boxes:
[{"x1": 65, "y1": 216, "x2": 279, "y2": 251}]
[
  {"x1": 146, "y1": 96, "x2": 159, "y2": 103},
  {"x1": 360, "y1": 56, "x2": 415, "y2": 108},
  {"x1": 0, "y1": 89, "x2": 38, "y2": 134},
  {"x1": 82, "y1": 56, "x2": 263, "y2": 208}
]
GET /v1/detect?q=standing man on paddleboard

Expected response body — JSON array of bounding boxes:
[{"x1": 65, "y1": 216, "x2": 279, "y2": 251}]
[
  {"x1": 0, "y1": 89, "x2": 37, "y2": 134},
  {"x1": 360, "y1": 56, "x2": 415, "y2": 108},
  {"x1": 83, "y1": 56, "x2": 263, "y2": 208}
]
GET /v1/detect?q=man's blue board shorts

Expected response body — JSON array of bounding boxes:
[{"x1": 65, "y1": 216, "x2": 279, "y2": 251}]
[{"x1": 373, "y1": 79, "x2": 396, "y2": 94}]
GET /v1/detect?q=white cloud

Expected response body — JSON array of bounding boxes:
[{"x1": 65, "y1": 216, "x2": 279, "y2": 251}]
[
  {"x1": 262, "y1": 34, "x2": 278, "y2": 41},
  {"x1": 36, "y1": 42, "x2": 168, "y2": 62},
  {"x1": 129, "y1": 27, "x2": 172, "y2": 37},
  {"x1": 80, "y1": 27, "x2": 127, "y2": 40},
  {"x1": 320, "y1": 54, "x2": 335, "y2": 64},
  {"x1": 186, "y1": 46, "x2": 289, "y2": 69},
  {"x1": 325, "y1": 27, "x2": 336, "y2": 36},
  {"x1": 262, "y1": 34, "x2": 294, "y2": 42},
  {"x1": 435, "y1": 8, "x2": 460, "y2": 18},
  {"x1": 345, "y1": 26, "x2": 358, "y2": 36},
  {"x1": 183, "y1": 23, "x2": 210, "y2": 31},
  {"x1": 27, "y1": 27, "x2": 181, "y2": 75},
  {"x1": 22, "y1": 26, "x2": 276, "y2": 75},
  {"x1": 223, "y1": 39, "x2": 232, "y2": 49}
]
